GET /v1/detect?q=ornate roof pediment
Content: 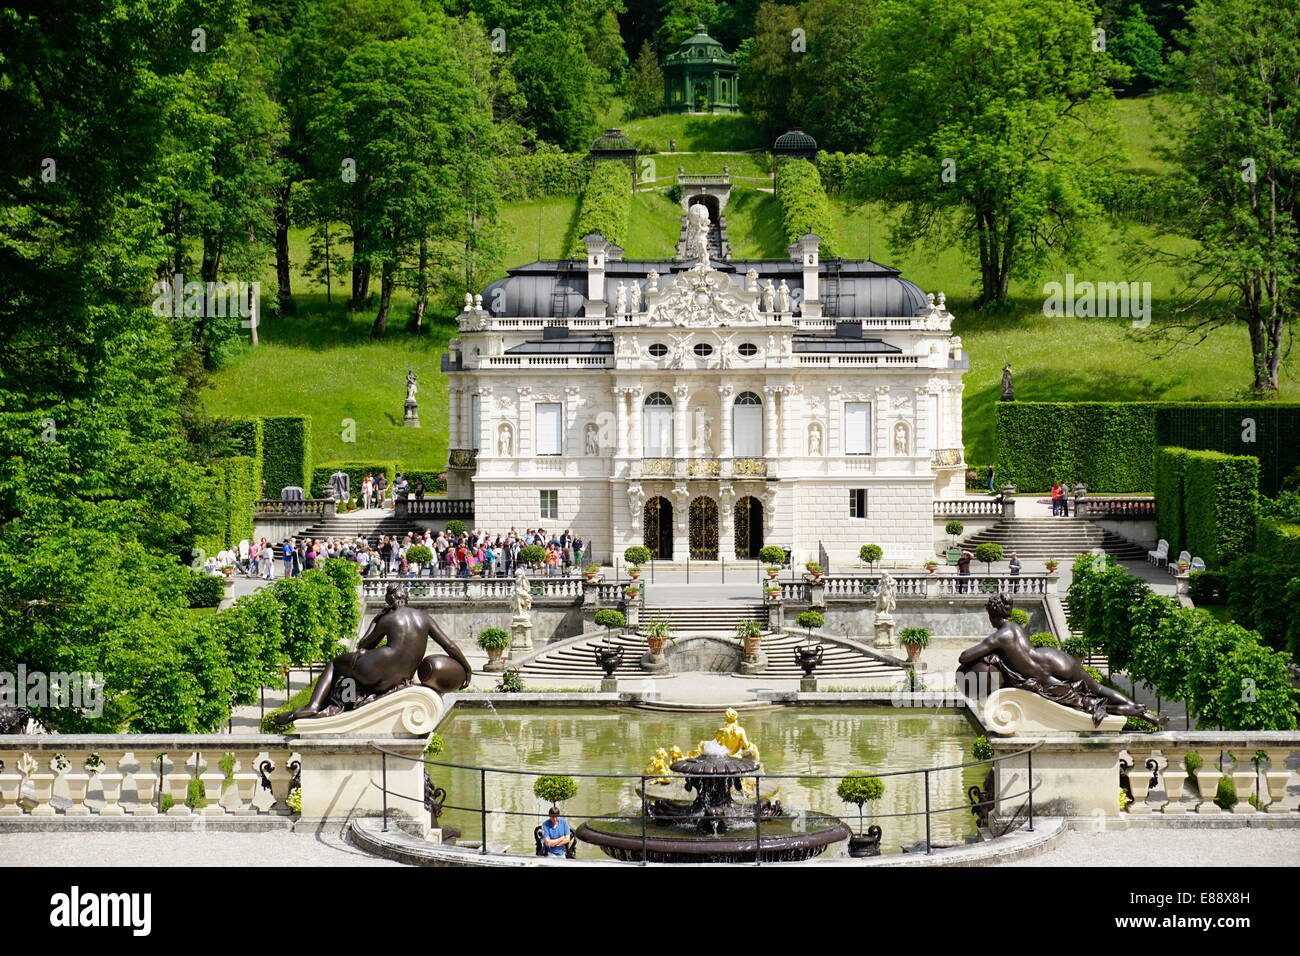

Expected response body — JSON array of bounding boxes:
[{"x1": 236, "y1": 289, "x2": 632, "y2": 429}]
[{"x1": 644, "y1": 260, "x2": 761, "y2": 329}]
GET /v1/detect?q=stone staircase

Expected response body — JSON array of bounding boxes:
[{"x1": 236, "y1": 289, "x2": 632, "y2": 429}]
[
  {"x1": 517, "y1": 628, "x2": 906, "y2": 681},
  {"x1": 640, "y1": 604, "x2": 768, "y2": 632},
  {"x1": 272, "y1": 510, "x2": 431, "y2": 553},
  {"x1": 960, "y1": 517, "x2": 1146, "y2": 561}
]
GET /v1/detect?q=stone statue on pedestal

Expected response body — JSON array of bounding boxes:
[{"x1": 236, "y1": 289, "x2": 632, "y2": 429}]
[
  {"x1": 510, "y1": 568, "x2": 534, "y2": 652},
  {"x1": 1000, "y1": 362, "x2": 1015, "y2": 402},
  {"x1": 873, "y1": 572, "x2": 897, "y2": 648},
  {"x1": 404, "y1": 370, "x2": 420, "y2": 428}
]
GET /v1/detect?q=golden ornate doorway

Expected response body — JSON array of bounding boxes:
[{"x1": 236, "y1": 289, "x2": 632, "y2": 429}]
[
  {"x1": 643, "y1": 497, "x2": 673, "y2": 559},
  {"x1": 734, "y1": 496, "x2": 764, "y2": 558},
  {"x1": 689, "y1": 496, "x2": 719, "y2": 560}
]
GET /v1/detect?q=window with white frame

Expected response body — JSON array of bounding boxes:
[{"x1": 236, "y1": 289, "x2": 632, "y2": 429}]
[
  {"x1": 844, "y1": 401, "x2": 871, "y2": 455},
  {"x1": 643, "y1": 391, "x2": 673, "y2": 457},
  {"x1": 470, "y1": 394, "x2": 481, "y2": 450},
  {"x1": 849, "y1": 489, "x2": 867, "y2": 518},
  {"x1": 733, "y1": 391, "x2": 763, "y2": 457},
  {"x1": 540, "y1": 490, "x2": 558, "y2": 520},
  {"x1": 535, "y1": 402, "x2": 563, "y2": 456}
]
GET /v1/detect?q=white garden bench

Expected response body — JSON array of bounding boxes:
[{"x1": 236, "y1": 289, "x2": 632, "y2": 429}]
[{"x1": 1148, "y1": 539, "x2": 1169, "y2": 567}]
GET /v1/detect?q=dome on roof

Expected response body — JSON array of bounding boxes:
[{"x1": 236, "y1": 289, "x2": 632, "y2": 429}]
[
  {"x1": 591, "y1": 128, "x2": 634, "y2": 153},
  {"x1": 773, "y1": 128, "x2": 818, "y2": 159}
]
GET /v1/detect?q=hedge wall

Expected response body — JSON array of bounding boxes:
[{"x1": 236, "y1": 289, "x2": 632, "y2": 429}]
[
  {"x1": 1182, "y1": 449, "x2": 1259, "y2": 566},
  {"x1": 996, "y1": 402, "x2": 1157, "y2": 492},
  {"x1": 220, "y1": 417, "x2": 263, "y2": 481},
  {"x1": 310, "y1": 460, "x2": 397, "y2": 500},
  {"x1": 1153, "y1": 446, "x2": 1189, "y2": 551},
  {"x1": 194, "y1": 455, "x2": 257, "y2": 555},
  {"x1": 1225, "y1": 553, "x2": 1300, "y2": 656},
  {"x1": 261, "y1": 416, "x2": 312, "y2": 497},
  {"x1": 996, "y1": 402, "x2": 1299, "y2": 494},
  {"x1": 1068, "y1": 554, "x2": 1297, "y2": 730},
  {"x1": 400, "y1": 468, "x2": 447, "y2": 495},
  {"x1": 569, "y1": 160, "x2": 632, "y2": 254},
  {"x1": 499, "y1": 152, "x2": 588, "y2": 200},
  {"x1": 775, "y1": 158, "x2": 838, "y2": 256},
  {"x1": 816, "y1": 151, "x2": 890, "y2": 198}
]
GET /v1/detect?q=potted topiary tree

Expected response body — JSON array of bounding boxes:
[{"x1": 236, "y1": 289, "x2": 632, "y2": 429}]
[
  {"x1": 592, "y1": 612, "x2": 625, "y2": 678},
  {"x1": 795, "y1": 610, "x2": 823, "y2": 643},
  {"x1": 735, "y1": 619, "x2": 764, "y2": 656},
  {"x1": 973, "y1": 542, "x2": 1004, "y2": 573},
  {"x1": 945, "y1": 520, "x2": 964, "y2": 546},
  {"x1": 518, "y1": 544, "x2": 547, "y2": 569},
  {"x1": 859, "y1": 544, "x2": 883, "y2": 571},
  {"x1": 642, "y1": 619, "x2": 673, "y2": 656},
  {"x1": 624, "y1": 545, "x2": 651, "y2": 580},
  {"x1": 758, "y1": 545, "x2": 786, "y2": 578},
  {"x1": 406, "y1": 544, "x2": 433, "y2": 575},
  {"x1": 533, "y1": 774, "x2": 578, "y2": 810},
  {"x1": 899, "y1": 626, "x2": 931, "y2": 661},
  {"x1": 477, "y1": 627, "x2": 511, "y2": 668},
  {"x1": 594, "y1": 608, "x2": 625, "y2": 642},
  {"x1": 836, "y1": 774, "x2": 885, "y2": 857},
  {"x1": 1028, "y1": 632, "x2": 1060, "y2": 648},
  {"x1": 445, "y1": 519, "x2": 467, "y2": 537}
]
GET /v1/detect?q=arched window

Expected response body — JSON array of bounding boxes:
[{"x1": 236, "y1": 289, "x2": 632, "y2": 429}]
[
  {"x1": 644, "y1": 391, "x2": 673, "y2": 457},
  {"x1": 733, "y1": 391, "x2": 763, "y2": 457}
]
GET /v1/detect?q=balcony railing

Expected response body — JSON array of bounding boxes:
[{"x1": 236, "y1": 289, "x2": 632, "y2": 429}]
[
  {"x1": 780, "y1": 573, "x2": 1056, "y2": 603},
  {"x1": 933, "y1": 498, "x2": 1002, "y2": 517},
  {"x1": 1079, "y1": 497, "x2": 1156, "y2": 520},
  {"x1": 254, "y1": 498, "x2": 332, "y2": 519},
  {"x1": 631, "y1": 457, "x2": 768, "y2": 479}
]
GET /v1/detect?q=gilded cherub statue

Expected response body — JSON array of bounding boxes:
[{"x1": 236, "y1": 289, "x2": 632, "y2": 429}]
[
  {"x1": 687, "y1": 707, "x2": 761, "y2": 763},
  {"x1": 644, "y1": 747, "x2": 673, "y2": 784}
]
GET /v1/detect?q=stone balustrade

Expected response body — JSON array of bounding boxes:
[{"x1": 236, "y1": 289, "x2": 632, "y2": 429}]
[
  {"x1": 0, "y1": 736, "x2": 301, "y2": 818},
  {"x1": 1078, "y1": 497, "x2": 1156, "y2": 520},
  {"x1": 361, "y1": 575, "x2": 588, "y2": 602},
  {"x1": 254, "y1": 498, "x2": 333, "y2": 519},
  {"x1": 991, "y1": 733, "x2": 1300, "y2": 817},
  {"x1": 398, "y1": 497, "x2": 475, "y2": 518},
  {"x1": 933, "y1": 498, "x2": 1002, "y2": 517},
  {"x1": 780, "y1": 573, "x2": 1054, "y2": 605}
]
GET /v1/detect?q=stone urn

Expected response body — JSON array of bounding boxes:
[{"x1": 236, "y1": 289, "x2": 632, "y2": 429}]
[
  {"x1": 848, "y1": 825, "x2": 882, "y2": 858},
  {"x1": 593, "y1": 643, "x2": 623, "y2": 678},
  {"x1": 766, "y1": 568, "x2": 781, "y2": 580},
  {"x1": 629, "y1": 567, "x2": 642, "y2": 581},
  {"x1": 794, "y1": 643, "x2": 823, "y2": 678},
  {"x1": 765, "y1": 587, "x2": 782, "y2": 603},
  {"x1": 925, "y1": 563, "x2": 938, "y2": 574},
  {"x1": 646, "y1": 635, "x2": 667, "y2": 656},
  {"x1": 485, "y1": 646, "x2": 506, "y2": 668},
  {"x1": 743, "y1": 635, "x2": 763, "y2": 657}
]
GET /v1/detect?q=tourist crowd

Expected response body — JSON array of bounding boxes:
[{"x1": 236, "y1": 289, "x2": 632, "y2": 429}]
[{"x1": 211, "y1": 528, "x2": 589, "y2": 580}]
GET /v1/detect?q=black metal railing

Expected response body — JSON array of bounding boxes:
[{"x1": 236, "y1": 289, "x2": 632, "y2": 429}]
[{"x1": 370, "y1": 741, "x2": 1042, "y2": 866}]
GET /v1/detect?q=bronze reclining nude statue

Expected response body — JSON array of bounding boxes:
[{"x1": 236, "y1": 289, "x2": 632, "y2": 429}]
[
  {"x1": 275, "y1": 584, "x2": 472, "y2": 725},
  {"x1": 958, "y1": 593, "x2": 1165, "y2": 727}
]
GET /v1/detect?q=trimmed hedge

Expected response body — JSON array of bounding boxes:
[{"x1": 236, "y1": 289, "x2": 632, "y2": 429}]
[
  {"x1": 569, "y1": 160, "x2": 632, "y2": 254},
  {"x1": 220, "y1": 417, "x2": 264, "y2": 491},
  {"x1": 1153, "y1": 446, "x2": 1189, "y2": 551},
  {"x1": 1182, "y1": 449, "x2": 1258, "y2": 566},
  {"x1": 816, "y1": 151, "x2": 890, "y2": 198},
  {"x1": 195, "y1": 455, "x2": 257, "y2": 555},
  {"x1": 1068, "y1": 554, "x2": 1297, "y2": 730},
  {"x1": 1225, "y1": 553, "x2": 1300, "y2": 656},
  {"x1": 1255, "y1": 518, "x2": 1300, "y2": 567},
  {"x1": 775, "y1": 159, "x2": 838, "y2": 256},
  {"x1": 261, "y1": 416, "x2": 312, "y2": 498},
  {"x1": 399, "y1": 468, "x2": 447, "y2": 495},
  {"x1": 499, "y1": 152, "x2": 588, "y2": 200},
  {"x1": 182, "y1": 569, "x2": 225, "y2": 608},
  {"x1": 310, "y1": 461, "x2": 397, "y2": 500},
  {"x1": 997, "y1": 402, "x2": 1300, "y2": 494},
  {"x1": 1188, "y1": 570, "x2": 1229, "y2": 605}
]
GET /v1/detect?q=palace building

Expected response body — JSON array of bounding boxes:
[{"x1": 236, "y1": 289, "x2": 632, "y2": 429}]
[{"x1": 442, "y1": 207, "x2": 968, "y2": 566}]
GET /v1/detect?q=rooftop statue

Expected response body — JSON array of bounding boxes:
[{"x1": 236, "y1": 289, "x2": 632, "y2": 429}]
[
  {"x1": 274, "y1": 585, "x2": 471, "y2": 725},
  {"x1": 957, "y1": 594, "x2": 1164, "y2": 727}
]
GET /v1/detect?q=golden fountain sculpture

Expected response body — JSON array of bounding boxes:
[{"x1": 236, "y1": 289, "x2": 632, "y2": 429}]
[
  {"x1": 643, "y1": 747, "x2": 673, "y2": 784},
  {"x1": 647, "y1": 709, "x2": 762, "y2": 782}
]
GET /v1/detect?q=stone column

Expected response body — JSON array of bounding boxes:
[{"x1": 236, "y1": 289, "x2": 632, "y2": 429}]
[
  {"x1": 875, "y1": 385, "x2": 890, "y2": 456},
  {"x1": 672, "y1": 483, "x2": 690, "y2": 561},
  {"x1": 613, "y1": 387, "x2": 628, "y2": 459},
  {"x1": 782, "y1": 384, "x2": 803, "y2": 459},
  {"x1": 629, "y1": 387, "x2": 643, "y2": 460},
  {"x1": 718, "y1": 484, "x2": 737, "y2": 561},
  {"x1": 516, "y1": 386, "x2": 531, "y2": 457},
  {"x1": 448, "y1": 388, "x2": 461, "y2": 447},
  {"x1": 673, "y1": 382, "x2": 689, "y2": 462},
  {"x1": 827, "y1": 385, "x2": 842, "y2": 455},
  {"x1": 763, "y1": 385, "x2": 779, "y2": 458},
  {"x1": 719, "y1": 384, "x2": 734, "y2": 460},
  {"x1": 564, "y1": 385, "x2": 581, "y2": 458},
  {"x1": 477, "y1": 387, "x2": 493, "y2": 453}
]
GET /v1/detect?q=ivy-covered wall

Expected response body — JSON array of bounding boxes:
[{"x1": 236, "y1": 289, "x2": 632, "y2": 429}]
[{"x1": 261, "y1": 416, "x2": 312, "y2": 497}]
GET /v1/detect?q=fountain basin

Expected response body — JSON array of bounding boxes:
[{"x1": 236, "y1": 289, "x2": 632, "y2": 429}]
[{"x1": 577, "y1": 810, "x2": 851, "y2": 863}]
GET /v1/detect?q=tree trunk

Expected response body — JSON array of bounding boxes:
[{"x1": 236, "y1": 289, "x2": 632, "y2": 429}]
[
  {"x1": 371, "y1": 259, "x2": 395, "y2": 339},
  {"x1": 274, "y1": 184, "x2": 294, "y2": 315},
  {"x1": 408, "y1": 236, "x2": 429, "y2": 333},
  {"x1": 200, "y1": 234, "x2": 220, "y2": 285},
  {"x1": 323, "y1": 222, "x2": 332, "y2": 309}
]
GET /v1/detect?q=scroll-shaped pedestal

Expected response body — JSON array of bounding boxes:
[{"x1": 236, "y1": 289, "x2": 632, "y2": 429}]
[
  {"x1": 294, "y1": 686, "x2": 442, "y2": 835},
  {"x1": 984, "y1": 688, "x2": 1125, "y2": 735}
]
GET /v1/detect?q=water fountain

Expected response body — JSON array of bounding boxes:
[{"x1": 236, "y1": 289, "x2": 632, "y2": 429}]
[{"x1": 576, "y1": 712, "x2": 851, "y2": 863}]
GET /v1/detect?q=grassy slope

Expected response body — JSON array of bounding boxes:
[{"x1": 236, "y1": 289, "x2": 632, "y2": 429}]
[{"x1": 203, "y1": 96, "x2": 1295, "y2": 472}]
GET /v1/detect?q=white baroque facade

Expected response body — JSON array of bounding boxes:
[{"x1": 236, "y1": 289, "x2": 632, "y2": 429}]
[{"x1": 442, "y1": 227, "x2": 967, "y2": 565}]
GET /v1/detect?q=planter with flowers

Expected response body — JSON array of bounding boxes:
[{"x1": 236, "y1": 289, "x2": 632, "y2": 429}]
[
  {"x1": 804, "y1": 561, "x2": 823, "y2": 582},
  {"x1": 924, "y1": 560, "x2": 939, "y2": 574},
  {"x1": 477, "y1": 627, "x2": 511, "y2": 672},
  {"x1": 1045, "y1": 559, "x2": 1059, "y2": 575}
]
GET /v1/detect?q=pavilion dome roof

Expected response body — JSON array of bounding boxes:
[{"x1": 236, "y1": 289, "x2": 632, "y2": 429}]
[
  {"x1": 665, "y1": 24, "x2": 737, "y2": 65},
  {"x1": 774, "y1": 128, "x2": 818, "y2": 154},
  {"x1": 590, "y1": 128, "x2": 635, "y2": 153}
]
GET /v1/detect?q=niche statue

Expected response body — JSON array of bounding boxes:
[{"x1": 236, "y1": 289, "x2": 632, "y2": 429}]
[
  {"x1": 274, "y1": 585, "x2": 471, "y2": 725},
  {"x1": 957, "y1": 594, "x2": 1164, "y2": 727}
]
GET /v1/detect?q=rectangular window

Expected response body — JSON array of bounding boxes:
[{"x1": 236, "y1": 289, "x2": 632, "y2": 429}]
[
  {"x1": 470, "y1": 395, "x2": 481, "y2": 450},
  {"x1": 844, "y1": 402, "x2": 871, "y2": 455},
  {"x1": 535, "y1": 402, "x2": 563, "y2": 456},
  {"x1": 540, "y1": 490, "x2": 558, "y2": 520},
  {"x1": 849, "y1": 489, "x2": 867, "y2": 519}
]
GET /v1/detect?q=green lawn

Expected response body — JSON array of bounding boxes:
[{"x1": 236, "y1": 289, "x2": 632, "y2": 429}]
[{"x1": 620, "y1": 112, "x2": 763, "y2": 152}]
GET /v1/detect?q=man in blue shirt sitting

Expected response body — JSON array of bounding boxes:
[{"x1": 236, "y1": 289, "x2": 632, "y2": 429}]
[{"x1": 539, "y1": 806, "x2": 572, "y2": 858}]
